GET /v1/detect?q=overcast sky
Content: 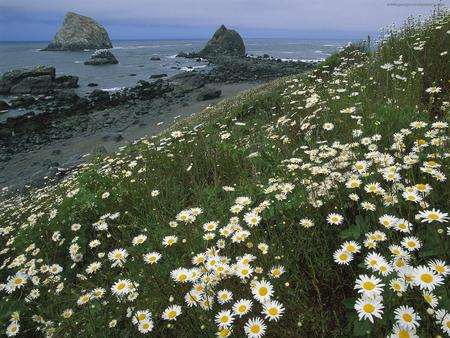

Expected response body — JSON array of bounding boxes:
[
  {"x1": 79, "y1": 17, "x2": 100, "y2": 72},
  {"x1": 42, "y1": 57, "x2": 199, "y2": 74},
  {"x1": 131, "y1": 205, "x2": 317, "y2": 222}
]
[{"x1": 0, "y1": 0, "x2": 446, "y2": 41}]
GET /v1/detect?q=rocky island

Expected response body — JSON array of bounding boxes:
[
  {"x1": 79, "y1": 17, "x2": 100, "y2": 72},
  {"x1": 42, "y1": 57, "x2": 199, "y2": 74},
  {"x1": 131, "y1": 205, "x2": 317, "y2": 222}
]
[{"x1": 43, "y1": 12, "x2": 113, "y2": 51}]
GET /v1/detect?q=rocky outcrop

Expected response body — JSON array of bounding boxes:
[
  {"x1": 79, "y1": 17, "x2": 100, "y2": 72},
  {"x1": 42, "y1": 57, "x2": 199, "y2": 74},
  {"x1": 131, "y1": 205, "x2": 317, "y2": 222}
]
[
  {"x1": 179, "y1": 25, "x2": 245, "y2": 59},
  {"x1": 0, "y1": 66, "x2": 79, "y2": 94},
  {"x1": 84, "y1": 50, "x2": 118, "y2": 65},
  {"x1": 200, "y1": 25, "x2": 245, "y2": 57},
  {"x1": 43, "y1": 12, "x2": 113, "y2": 51}
]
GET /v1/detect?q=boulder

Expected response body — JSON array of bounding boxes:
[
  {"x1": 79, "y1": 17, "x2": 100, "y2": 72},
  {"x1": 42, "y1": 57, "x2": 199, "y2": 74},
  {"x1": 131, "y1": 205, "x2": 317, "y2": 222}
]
[
  {"x1": 150, "y1": 56, "x2": 161, "y2": 61},
  {"x1": 150, "y1": 73, "x2": 167, "y2": 79},
  {"x1": 89, "y1": 89, "x2": 110, "y2": 102},
  {"x1": 169, "y1": 72, "x2": 205, "y2": 92},
  {"x1": 10, "y1": 75, "x2": 54, "y2": 94},
  {"x1": 199, "y1": 25, "x2": 245, "y2": 57},
  {"x1": 0, "y1": 100, "x2": 9, "y2": 111},
  {"x1": 88, "y1": 83, "x2": 98, "y2": 87},
  {"x1": 0, "y1": 66, "x2": 55, "y2": 94},
  {"x1": 196, "y1": 88, "x2": 222, "y2": 101},
  {"x1": 43, "y1": 12, "x2": 113, "y2": 51},
  {"x1": 55, "y1": 89, "x2": 80, "y2": 102},
  {"x1": 54, "y1": 75, "x2": 79, "y2": 89},
  {"x1": 84, "y1": 49, "x2": 118, "y2": 65},
  {"x1": 9, "y1": 95, "x2": 36, "y2": 108}
]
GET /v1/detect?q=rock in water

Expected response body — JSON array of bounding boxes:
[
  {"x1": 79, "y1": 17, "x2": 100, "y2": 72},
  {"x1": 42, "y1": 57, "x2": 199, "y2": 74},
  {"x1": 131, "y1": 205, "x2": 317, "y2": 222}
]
[
  {"x1": 44, "y1": 12, "x2": 112, "y2": 51},
  {"x1": 199, "y1": 25, "x2": 245, "y2": 57},
  {"x1": 84, "y1": 50, "x2": 119, "y2": 65}
]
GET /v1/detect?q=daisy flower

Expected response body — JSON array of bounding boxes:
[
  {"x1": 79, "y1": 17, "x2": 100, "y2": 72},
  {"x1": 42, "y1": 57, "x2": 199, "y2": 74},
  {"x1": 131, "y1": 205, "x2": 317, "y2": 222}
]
[
  {"x1": 354, "y1": 296, "x2": 384, "y2": 323},
  {"x1": 143, "y1": 252, "x2": 162, "y2": 264},
  {"x1": 138, "y1": 320, "x2": 154, "y2": 333},
  {"x1": 244, "y1": 317, "x2": 266, "y2": 338},
  {"x1": 326, "y1": 213, "x2": 344, "y2": 225},
  {"x1": 162, "y1": 235, "x2": 178, "y2": 246},
  {"x1": 262, "y1": 300, "x2": 285, "y2": 322},
  {"x1": 354, "y1": 275, "x2": 385, "y2": 297},
  {"x1": 417, "y1": 209, "x2": 448, "y2": 223},
  {"x1": 233, "y1": 299, "x2": 252, "y2": 317},
  {"x1": 413, "y1": 266, "x2": 444, "y2": 291},
  {"x1": 401, "y1": 236, "x2": 422, "y2": 251},
  {"x1": 111, "y1": 279, "x2": 133, "y2": 296},
  {"x1": 333, "y1": 249, "x2": 353, "y2": 265},
  {"x1": 217, "y1": 290, "x2": 233, "y2": 304},
  {"x1": 6, "y1": 322, "x2": 20, "y2": 337},
  {"x1": 388, "y1": 324, "x2": 418, "y2": 338},
  {"x1": 108, "y1": 248, "x2": 128, "y2": 267},
  {"x1": 251, "y1": 279, "x2": 274, "y2": 303},
  {"x1": 162, "y1": 305, "x2": 182, "y2": 321},
  {"x1": 269, "y1": 265, "x2": 285, "y2": 278},
  {"x1": 215, "y1": 310, "x2": 234, "y2": 328},
  {"x1": 394, "y1": 305, "x2": 420, "y2": 330}
]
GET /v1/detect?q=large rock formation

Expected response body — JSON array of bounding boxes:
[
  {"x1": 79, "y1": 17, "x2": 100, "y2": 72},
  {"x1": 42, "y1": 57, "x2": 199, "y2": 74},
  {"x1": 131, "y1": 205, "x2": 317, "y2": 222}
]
[
  {"x1": 43, "y1": 12, "x2": 113, "y2": 51},
  {"x1": 0, "y1": 66, "x2": 79, "y2": 94},
  {"x1": 178, "y1": 25, "x2": 246, "y2": 59},
  {"x1": 84, "y1": 50, "x2": 118, "y2": 65},
  {"x1": 199, "y1": 25, "x2": 245, "y2": 57}
]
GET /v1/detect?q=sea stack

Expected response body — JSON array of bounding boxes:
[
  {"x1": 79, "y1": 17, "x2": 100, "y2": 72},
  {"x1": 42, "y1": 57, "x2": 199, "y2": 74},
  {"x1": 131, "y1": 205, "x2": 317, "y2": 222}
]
[
  {"x1": 43, "y1": 12, "x2": 113, "y2": 51},
  {"x1": 199, "y1": 25, "x2": 246, "y2": 57}
]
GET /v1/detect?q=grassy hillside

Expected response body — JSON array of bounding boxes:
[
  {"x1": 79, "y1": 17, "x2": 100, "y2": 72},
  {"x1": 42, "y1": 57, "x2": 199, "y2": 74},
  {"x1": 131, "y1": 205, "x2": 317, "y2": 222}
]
[{"x1": 1, "y1": 9, "x2": 449, "y2": 338}]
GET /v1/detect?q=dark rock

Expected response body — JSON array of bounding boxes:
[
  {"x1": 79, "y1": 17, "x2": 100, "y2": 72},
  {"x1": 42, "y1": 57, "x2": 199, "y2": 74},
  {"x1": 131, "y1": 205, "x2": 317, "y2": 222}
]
[
  {"x1": 55, "y1": 89, "x2": 80, "y2": 102},
  {"x1": 84, "y1": 49, "x2": 118, "y2": 65},
  {"x1": 10, "y1": 75, "x2": 53, "y2": 94},
  {"x1": 199, "y1": 25, "x2": 245, "y2": 57},
  {"x1": 9, "y1": 95, "x2": 36, "y2": 108},
  {"x1": 129, "y1": 74, "x2": 137, "y2": 76},
  {"x1": 169, "y1": 72, "x2": 205, "y2": 92},
  {"x1": 196, "y1": 88, "x2": 222, "y2": 101},
  {"x1": 89, "y1": 89, "x2": 110, "y2": 102},
  {"x1": 43, "y1": 12, "x2": 113, "y2": 51},
  {"x1": 54, "y1": 75, "x2": 79, "y2": 88},
  {"x1": 0, "y1": 100, "x2": 10, "y2": 111},
  {"x1": 176, "y1": 52, "x2": 189, "y2": 58},
  {"x1": 150, "y1": 56, "x2": 161, "y2": 61},
  {"x1": 88, "y1": 82, "x2": 98, "y2": 87},
  {"x1": 150, "y1": 73, "x2": 167, "y2": 79},
  {"x1": 0, "y1": 66, "x2": 55, "y2": 94}
]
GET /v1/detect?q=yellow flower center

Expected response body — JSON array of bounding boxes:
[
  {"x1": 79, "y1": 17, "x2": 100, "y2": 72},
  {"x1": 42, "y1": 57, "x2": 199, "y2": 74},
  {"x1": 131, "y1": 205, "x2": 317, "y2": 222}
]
[
  {"x1": 428, "y1": 213, "x2": 439, "y2": 220},
  {"x1": 435, "y1": 266, "x2": 444, "y2": 273},
  {"x1": 219, "y1": 328, "x2": 230, "y2": 337},
  {"x1": 11, "y1": 327, "x2": 18, "y2": 333},
  {"x1": 403, "y1": 313, "x2": 412, "y2": 322},
  {"x1": 143, "y1": 323, "x2": 150, "y2": 330},
  {"x1": 250, "y1": 325, "x2": 261, "y2": 334},
  {"x1": 268, "y1": 308, "x2": 278, "y2": 316},
  {"x1": 363, "y1": 304, "x2": 375, "y2": 313},
  {"x1": 14, "y1": 278, "x2": 23, "y2": 285},
  {"x1": 347, "y1": 245, "x2": 355, "y2": 252},
  {"x1": 238, "y1": 305, "x2": 247, "y2": 312},
  {"x1": 179, "y1": 274, "x2": 187, "y2": 281},
  {"x1": 259, "y1": 287, "x2": 268, "y2": 296},
  {"x1": 363, "y1": 281, "x2": 375, "y2": 290},
  {"x1": 399, "y1": 330, "x2": 410, "y2": 338},
  {"x1": 339, "y1": 253, "x2": 348, "y2": 260},
  {"x1": 420, "y1": 273, "x2": 433, "y2": 283},
  {"x1": 138, "y1": 314, "x2": 146, "y2": 321},
  {"x1": 117, "y1": 283, "x2": 126, "y2": 290},
  {"x1": 220, "y1": 316, "x2": 229, "y2": 323},
  {"x1": 168, "y1": 310, "x2": 177, "y2": 319}
]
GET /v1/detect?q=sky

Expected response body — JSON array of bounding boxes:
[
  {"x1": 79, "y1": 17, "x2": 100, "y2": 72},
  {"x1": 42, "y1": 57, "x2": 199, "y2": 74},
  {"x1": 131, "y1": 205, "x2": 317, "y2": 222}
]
[{"x1": 0, "y1": 0, "x2": 447, "y2": 41}]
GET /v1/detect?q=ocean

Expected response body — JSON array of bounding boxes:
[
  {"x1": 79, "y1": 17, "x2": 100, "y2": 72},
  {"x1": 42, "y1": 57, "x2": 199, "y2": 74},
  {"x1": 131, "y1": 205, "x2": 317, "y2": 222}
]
[{"x1": 0, "y1": 38, "x2": 348, "y2": 121}]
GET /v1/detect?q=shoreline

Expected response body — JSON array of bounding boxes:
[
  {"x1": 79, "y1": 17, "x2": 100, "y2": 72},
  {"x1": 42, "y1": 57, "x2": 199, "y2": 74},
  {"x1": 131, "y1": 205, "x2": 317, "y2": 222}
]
[{"x1": 0, "y1": 80, "x2": 263, "y2": 195}]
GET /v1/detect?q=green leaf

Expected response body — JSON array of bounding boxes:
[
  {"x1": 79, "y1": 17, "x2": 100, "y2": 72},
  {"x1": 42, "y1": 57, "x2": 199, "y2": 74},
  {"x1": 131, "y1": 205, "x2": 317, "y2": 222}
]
[{"x1": 353, "y1": 319, "x2": 372, "y2": 336}]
